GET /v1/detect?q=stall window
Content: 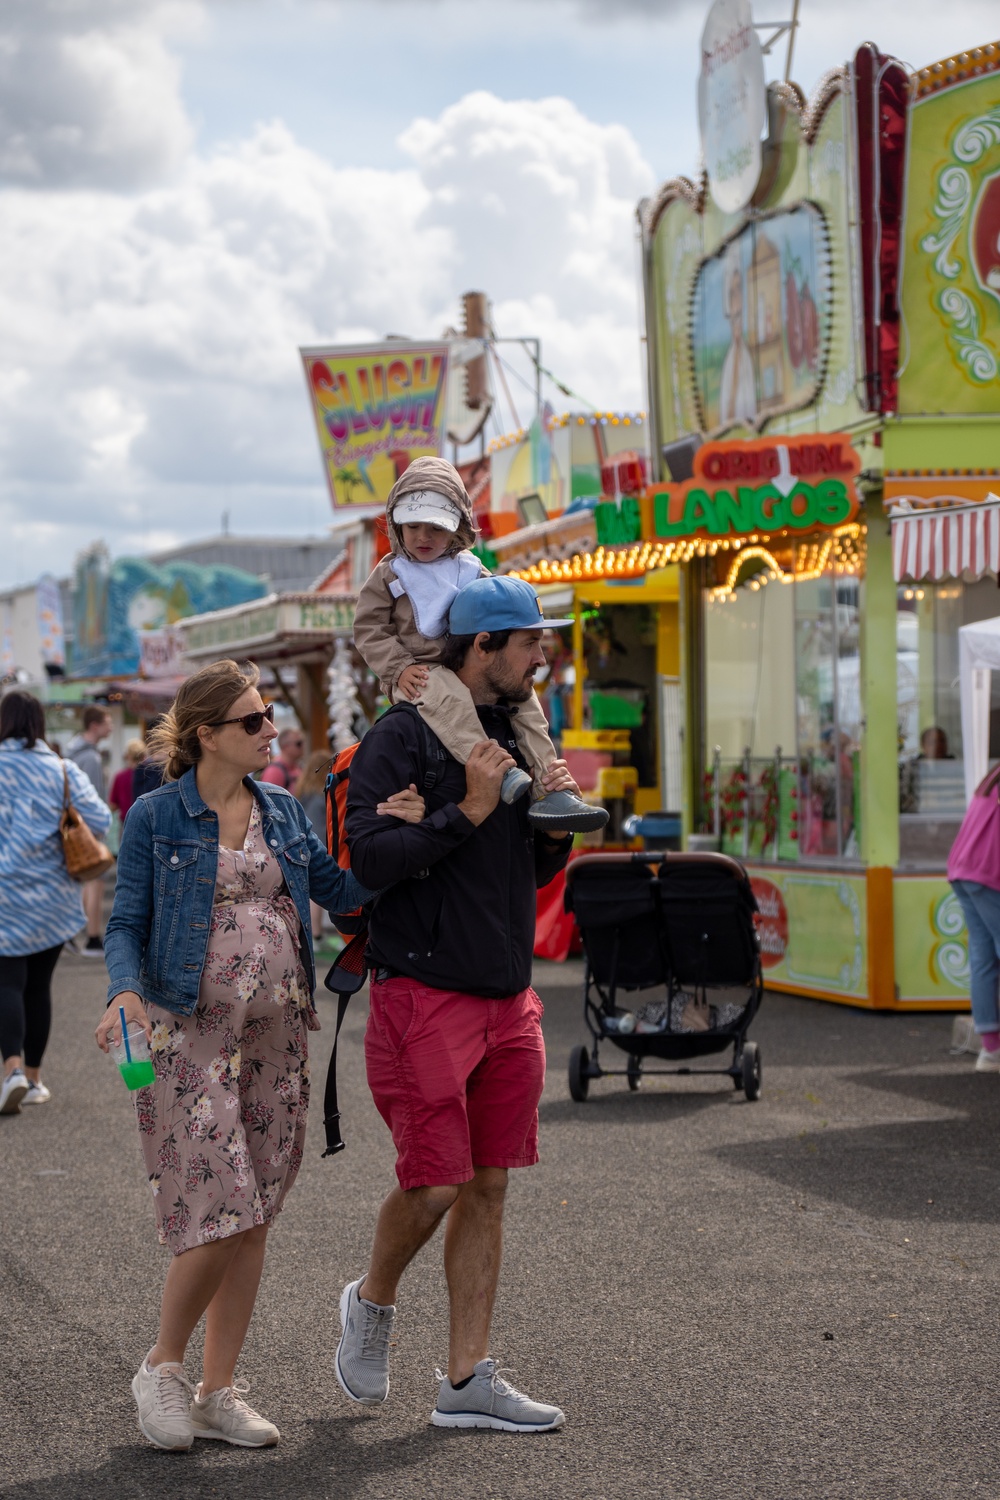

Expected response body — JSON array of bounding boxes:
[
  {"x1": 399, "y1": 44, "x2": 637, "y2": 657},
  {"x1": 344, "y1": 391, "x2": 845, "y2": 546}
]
[
  {"x1": 896, "y1": 576, "x2": 999, "y2": 863},
  {"x1": 705, "y1": 564, "x2": 861, "y2": 861}
]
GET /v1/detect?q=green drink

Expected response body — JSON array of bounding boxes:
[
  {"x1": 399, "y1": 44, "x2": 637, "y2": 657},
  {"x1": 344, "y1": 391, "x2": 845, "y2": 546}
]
[
  {"x1": 119, "y1": 1058, "x2": 155, "y2": 1090},
  {"x1": 111, "y1": 1016, "x2": 156, "y2": 1092}
]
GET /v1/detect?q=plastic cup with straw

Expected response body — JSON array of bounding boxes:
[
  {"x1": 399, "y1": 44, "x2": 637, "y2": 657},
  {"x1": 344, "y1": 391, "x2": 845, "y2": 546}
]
[{"x1": 114, "y1": 1004, "x2": 155, "y2": 1090}]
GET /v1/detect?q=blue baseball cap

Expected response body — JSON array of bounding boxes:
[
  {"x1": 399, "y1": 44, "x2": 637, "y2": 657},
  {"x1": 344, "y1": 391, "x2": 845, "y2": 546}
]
[{"x1": 448, "y1": 575, "x2": 574, "y2": 634}]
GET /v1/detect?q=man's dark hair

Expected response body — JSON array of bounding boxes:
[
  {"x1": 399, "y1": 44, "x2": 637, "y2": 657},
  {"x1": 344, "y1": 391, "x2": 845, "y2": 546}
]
[
  {"x1": 82, "y1": 705, "x2": 110, "y2": 730},
  {"x1": 438, "y1": 629, "x2": 513, "y2": 673},
  {"x1": 0, "y1": 691, "x2": 46, "y2": 747}
]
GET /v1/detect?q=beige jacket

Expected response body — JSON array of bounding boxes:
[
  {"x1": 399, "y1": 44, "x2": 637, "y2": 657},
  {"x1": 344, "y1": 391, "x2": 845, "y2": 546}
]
[{"x1": 354, "y1": 554, "x2": 489, "y2": 694}]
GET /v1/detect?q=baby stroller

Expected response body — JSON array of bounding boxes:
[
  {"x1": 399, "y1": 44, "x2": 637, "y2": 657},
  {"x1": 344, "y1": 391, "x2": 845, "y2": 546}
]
[{"x1": 564, "y1": 851, "x2": 764, "y2": 1101}]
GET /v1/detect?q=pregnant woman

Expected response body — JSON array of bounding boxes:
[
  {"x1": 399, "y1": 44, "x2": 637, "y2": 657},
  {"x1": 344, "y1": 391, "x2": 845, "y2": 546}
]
[{"x1": 97, "y1": 659, "x2": 422, "y2": 1454}]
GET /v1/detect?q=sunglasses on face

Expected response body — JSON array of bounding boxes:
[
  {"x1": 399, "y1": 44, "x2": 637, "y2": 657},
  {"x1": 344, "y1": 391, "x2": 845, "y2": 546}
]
[{"x1": 210, "y1": 703, "x2": 275, "y2": 735}]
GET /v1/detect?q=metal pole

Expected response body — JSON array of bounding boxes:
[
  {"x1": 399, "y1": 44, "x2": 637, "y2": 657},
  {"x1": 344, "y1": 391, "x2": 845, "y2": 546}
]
[
  {"x1": 773, "y1": 745, "x2": 782, "y2": 860},
  {"x1": 712, "y1": 745, "x2": 722, "y2": 840},
  {"x1": 572, "y1": 606, "x2": 585, "y2": 732},
  {"x1": 741, "y1": 744, "x2": 752, "y2": 859},
  {"x1": 784, "y1": 0, "x2": 800, "y2": 82}
]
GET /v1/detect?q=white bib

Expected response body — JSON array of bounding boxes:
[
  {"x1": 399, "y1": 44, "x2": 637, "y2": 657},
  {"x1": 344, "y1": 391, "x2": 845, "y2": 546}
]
[{"x1": 389, "y1": 553, "x2": 482, "y2": 639}]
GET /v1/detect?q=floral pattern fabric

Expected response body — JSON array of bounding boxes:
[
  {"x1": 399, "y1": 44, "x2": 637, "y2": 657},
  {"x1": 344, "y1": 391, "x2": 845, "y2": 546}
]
[{"x1": 137, "y1": 799, "x2": 310, "y2": 1254}]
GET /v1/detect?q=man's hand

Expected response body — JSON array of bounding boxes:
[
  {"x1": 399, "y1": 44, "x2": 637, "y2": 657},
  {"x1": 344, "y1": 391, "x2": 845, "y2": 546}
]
[
  {"x1": 458, "y1": 739, "x2": 516, "y2": 826},
  {"x1": 377, "y1": 784, "x2": 426, "y2": 823},
  {"x1": 539, "y1": 759, "x2": 583, "y2": 798},
  {"x1": 396, "y1": 664, "x2": 430, "y2": 702},
  {"x1": 537, "y1": 759, "x2": 584, "y2": 841}
]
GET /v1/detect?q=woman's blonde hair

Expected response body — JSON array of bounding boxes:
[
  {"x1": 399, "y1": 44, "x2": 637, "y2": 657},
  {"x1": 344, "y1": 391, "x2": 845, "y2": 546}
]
[
  {"x1": 147, "y1": 660, "x2": 261, "y2": 781},
  {"x1": 124, "y1": 738, "x2": 146, "y2": 765}
]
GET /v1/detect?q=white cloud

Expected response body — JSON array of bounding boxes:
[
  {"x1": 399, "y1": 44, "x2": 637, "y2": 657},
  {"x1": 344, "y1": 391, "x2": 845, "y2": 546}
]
[
  {"x1": 0, "y1": 0, "x2": 199, "y2": 188},
  {"x1": 0, "y1": 87, "x2": 653, "y2": 581}
]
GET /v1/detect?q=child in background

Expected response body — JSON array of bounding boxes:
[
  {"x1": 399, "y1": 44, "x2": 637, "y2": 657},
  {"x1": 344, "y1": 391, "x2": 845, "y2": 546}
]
[{"x1": 353, "y1": 456, "x2": 606, "y2": 832}]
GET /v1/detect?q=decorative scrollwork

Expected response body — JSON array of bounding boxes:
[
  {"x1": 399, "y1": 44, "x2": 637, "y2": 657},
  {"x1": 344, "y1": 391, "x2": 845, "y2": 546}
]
[
  {"x1": 931, "y1": 892, "x2": 970, "y2": 987},
  {"x1": 953, "y1": 105, "x2": 1000, "y2": 164},
  {"x1": 938, "y1": 288, "x2": 999, "y2": 381},
  {"x1": 920, "y1": 166, "x2": 971, "y2": 279}
]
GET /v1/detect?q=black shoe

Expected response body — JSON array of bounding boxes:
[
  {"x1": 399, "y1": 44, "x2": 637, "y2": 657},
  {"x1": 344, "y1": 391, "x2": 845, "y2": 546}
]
[
  {"x1": 80, "y1": 936, "x2": 105, "y2": 958},
  {"x1": 527, "y1": 790, "x2": 610, "y2": 833}
]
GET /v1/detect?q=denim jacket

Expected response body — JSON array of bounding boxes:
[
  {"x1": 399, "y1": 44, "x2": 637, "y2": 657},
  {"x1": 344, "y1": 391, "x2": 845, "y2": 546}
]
[{"x1": 105, "y1": 768, "x2": 368, "y2": 1017}]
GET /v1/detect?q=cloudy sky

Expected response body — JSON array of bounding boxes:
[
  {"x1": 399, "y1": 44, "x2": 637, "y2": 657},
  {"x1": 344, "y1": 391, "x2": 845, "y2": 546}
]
[{"x1": 0, "y1": 0, "x2": 995, "y2": 586}]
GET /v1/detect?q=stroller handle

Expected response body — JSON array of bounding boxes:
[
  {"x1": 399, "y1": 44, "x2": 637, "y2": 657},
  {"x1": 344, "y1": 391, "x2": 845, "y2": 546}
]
[{"x1": 564, "y1": 849, "x2": 751, "y2": 887}]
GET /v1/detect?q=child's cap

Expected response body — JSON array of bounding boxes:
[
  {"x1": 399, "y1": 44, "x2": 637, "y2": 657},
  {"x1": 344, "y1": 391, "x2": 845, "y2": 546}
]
[{"x1": 392, "y1": 491, "x2": 461, "y2": 533}]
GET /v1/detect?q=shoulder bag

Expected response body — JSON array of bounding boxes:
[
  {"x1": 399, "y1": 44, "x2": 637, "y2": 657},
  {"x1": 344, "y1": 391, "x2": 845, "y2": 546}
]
[{"x1": 60, "y1": 762, "x2": 115, "y2": 882}]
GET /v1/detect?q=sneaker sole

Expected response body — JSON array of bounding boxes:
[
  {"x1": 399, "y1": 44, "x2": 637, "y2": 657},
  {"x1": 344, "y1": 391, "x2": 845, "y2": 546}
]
[
  {"x1": 431, "y1": 1409, "x2": 565, "y2": 1432},
  {"x1": 131, "y1": 1375, "x2": 194, "y2": 1451},
  {"x1": 192, "y1": 1426, "x2": 279, "y2": 1447},
  {"x1": 20, "y1": 1093, "x2": 50, "y2": 1105},
  {"x1": 527, "y1": 810, "x2": 609, "y2": 833},
  {"x1": 0, "y1": 1081, "x2": 29, "y2": 1114},
  {"x1": 335, "y1": 1280, "x2": 388, "y2": 1406}
]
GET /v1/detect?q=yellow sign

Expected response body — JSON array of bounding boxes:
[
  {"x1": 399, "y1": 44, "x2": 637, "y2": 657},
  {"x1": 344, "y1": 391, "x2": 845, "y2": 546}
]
[{"x1": 301, "y1": 342, "x2": 449, "y2": 510}]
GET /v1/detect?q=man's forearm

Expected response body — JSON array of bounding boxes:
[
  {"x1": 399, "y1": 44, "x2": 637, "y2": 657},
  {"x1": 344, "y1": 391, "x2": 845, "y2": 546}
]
[{"x1": 350, "y1": 803, "x2": 476, "y2": 889}]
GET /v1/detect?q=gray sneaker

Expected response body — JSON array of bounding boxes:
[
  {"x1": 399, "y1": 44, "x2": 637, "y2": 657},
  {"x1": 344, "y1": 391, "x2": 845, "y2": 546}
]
[
  {"x1": 431, "y1": 1359, "x2": 566, "y2": 1432},
  {"x1": 335, "y1": 1277, "x2": 395, "y2": 1405}
]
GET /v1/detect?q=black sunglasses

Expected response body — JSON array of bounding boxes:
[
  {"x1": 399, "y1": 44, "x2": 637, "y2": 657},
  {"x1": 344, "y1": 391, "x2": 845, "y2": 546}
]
[{"x1": 211, "y1": 703, "x2": 275, "y2": 734}]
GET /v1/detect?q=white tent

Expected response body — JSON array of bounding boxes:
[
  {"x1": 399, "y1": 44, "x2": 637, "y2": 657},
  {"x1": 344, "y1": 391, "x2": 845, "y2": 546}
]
[{"x1": 959, "y1": 615, "x2": 1000, "y2": 802}]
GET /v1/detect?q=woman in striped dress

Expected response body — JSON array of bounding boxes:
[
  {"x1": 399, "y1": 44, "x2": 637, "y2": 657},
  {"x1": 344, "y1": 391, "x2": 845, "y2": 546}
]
[{"x1": 0, "y1": 691, "x2": 111, "y2": 1113}]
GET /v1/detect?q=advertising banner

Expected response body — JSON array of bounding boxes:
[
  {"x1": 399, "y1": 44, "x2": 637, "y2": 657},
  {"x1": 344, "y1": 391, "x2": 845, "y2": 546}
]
[
  {"x1": 301, "y1": 342, "x2": 450, "y2": 511},
  {"x1": 747, "y1": 866, "x2": 867, "y2": 998},
  {"x1": 35, "y1": 573, "x2": 65, "y2": 669},
  {"x1": 650, "y1": 433, "x2": 861, "y2": 540},
  {"x1": 648, "y1": 78, "x2": 861, "y2": 456},
  {"x1": 898, "y1": 64, "x2": 1000, "y2": 414}
]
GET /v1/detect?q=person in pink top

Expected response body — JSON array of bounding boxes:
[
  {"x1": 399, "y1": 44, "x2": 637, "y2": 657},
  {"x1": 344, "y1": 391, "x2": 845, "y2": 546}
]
[
  {"x1": 259, "y1": 727, "x2": 304, "y2": 796},
  {"x1": 947, "y1": 765, "x2": 1000, "y2": 1071},
  {"x1": 109, "y1": 739, "x2": 146, "y2": 823}
]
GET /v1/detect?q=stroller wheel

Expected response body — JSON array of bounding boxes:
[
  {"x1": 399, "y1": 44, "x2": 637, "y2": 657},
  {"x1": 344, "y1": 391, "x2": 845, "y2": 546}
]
[
  {"x1": 568, "y1": 1045, "x2": 590, "y2": 1102},
  {"x1": 626, "y1": 1054, "x2": 641, "y2": 1091},
  {"x1": 742, "y1": 1041, "x2": 762, "y2": 1101}
]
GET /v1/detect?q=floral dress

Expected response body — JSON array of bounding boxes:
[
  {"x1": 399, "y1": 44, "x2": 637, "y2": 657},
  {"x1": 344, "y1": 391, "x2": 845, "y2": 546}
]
[{"x1": 137, "y1": 800, "x2": 311, "y2": 1254}]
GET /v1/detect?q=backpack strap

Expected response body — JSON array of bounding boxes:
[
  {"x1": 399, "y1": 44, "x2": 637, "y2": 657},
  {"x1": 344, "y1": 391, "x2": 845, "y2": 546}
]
[{"x1": 321, "y1": 931, "x2": 369, "y2": 1157}]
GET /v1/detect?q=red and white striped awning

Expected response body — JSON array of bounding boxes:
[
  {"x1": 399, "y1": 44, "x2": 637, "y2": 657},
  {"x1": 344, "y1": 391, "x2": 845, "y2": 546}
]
[{"x1": 892, "y1": 501, "x2": 1000, "y2": 582}]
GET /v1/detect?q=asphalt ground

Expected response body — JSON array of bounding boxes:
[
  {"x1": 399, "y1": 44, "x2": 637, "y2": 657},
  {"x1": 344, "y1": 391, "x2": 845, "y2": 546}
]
[{"x1": 2, "y1": 949, "x2": 997, "y2": 1500}]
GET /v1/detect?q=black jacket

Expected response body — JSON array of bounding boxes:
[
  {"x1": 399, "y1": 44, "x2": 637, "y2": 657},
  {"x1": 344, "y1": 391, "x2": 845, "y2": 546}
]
[{"x1": 346, "y1": 703, "x2": 570, "y2": 997}]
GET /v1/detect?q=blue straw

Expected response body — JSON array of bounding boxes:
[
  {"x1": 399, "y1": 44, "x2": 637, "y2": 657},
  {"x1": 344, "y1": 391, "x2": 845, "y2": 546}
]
[{"x1": 119, "y1": 1006, "x2": 132, "y2": 1064}]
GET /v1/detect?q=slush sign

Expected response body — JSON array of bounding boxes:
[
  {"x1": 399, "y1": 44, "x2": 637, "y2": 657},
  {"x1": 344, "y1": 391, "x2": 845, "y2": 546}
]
[
  {"x1": 301, "y1": 341, "x2": 449, "y2": 511},
  {"x1": 652, "y1": 435, "x2": 861, "y2": 540}
]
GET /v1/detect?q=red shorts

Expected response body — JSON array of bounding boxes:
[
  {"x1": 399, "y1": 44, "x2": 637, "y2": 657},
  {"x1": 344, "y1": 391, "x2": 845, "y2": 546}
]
[{"x1": 365, "y1": 977, "x2": 546, "y2": 1191}]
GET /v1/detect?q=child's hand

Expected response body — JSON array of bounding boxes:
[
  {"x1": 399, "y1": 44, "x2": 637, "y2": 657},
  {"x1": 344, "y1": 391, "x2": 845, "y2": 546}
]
[
  {"x1": 378, "y1": 784, "x2": 426, "y2": 823},
  {"x1": 396, "y1": 664, "x2": 429, "y2": 702}
]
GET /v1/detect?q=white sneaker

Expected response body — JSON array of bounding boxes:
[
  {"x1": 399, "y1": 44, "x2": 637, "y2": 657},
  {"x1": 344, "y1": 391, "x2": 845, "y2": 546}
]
[
  {"x1": 21, "y1": 1081, "x2": 51, "y2": 1105},
  {"x1": 191, "y1": 1381, "x2": 279, "y2": 1447},
  {"x1": 975, "y1": 1048, "x2": 1000, "y2": 1072},
  {"x1": 0, "y1": 1071, "x2": 29, "y2": 1114},
  {"x1": 131, "y1": 1354, "x2": 195, "y2": 1450}
]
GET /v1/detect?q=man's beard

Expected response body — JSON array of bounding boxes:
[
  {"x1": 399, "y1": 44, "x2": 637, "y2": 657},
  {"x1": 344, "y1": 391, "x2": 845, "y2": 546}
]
[{"x1": 483, "y1": 652, "x2": 535, "y2": 704}]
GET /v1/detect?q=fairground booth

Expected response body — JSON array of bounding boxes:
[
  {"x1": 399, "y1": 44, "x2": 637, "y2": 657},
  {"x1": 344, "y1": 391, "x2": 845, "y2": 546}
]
[{"x1": 634, "y1": 8, "x2": 1000, "y2": 1011}]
